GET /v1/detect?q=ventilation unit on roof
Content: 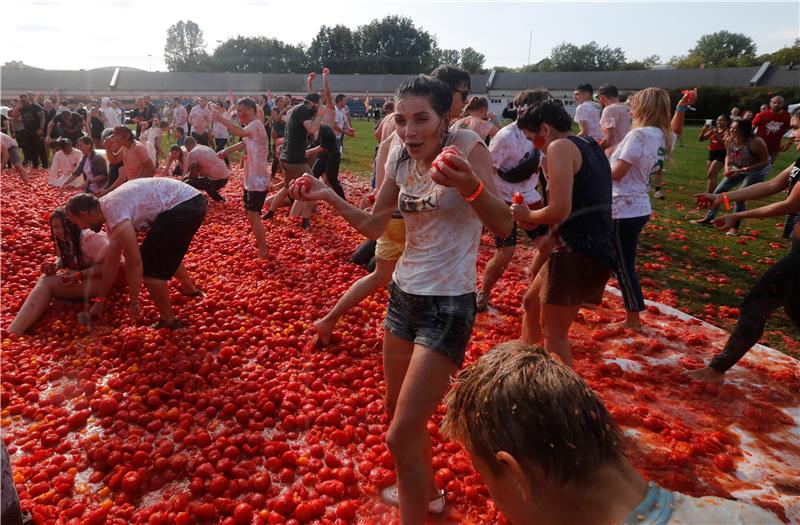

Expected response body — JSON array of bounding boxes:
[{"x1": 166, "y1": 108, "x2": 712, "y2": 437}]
[
  {"x1": 110, "y1": 67, "x2": 120, "y2": 90},
  {"x1": 749, "y1": 62, "x2": 771, "y2": 86}
]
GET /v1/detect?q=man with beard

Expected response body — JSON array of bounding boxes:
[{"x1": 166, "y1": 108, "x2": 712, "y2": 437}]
[{"x1": 65, "y1": 178, "x2": 207, "y2": 329}]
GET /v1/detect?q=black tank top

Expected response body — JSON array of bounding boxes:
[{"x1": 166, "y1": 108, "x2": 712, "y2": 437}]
[{"x1": 558, "y1": 136, "x2": 615, "y2": 268}]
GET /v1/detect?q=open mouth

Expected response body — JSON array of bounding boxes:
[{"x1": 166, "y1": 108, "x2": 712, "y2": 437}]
[{"x1": 404, "y1": 142, "x2": 423, "y2": 152}]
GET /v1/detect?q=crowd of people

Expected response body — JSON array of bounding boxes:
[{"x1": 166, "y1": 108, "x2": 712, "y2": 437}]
[{"x1": 2, "y1": 66, "x2": 798, "y2": 525}]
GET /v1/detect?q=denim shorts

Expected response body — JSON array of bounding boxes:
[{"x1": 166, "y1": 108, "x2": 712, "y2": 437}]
[{"x1": 384, "y1": 281, "x2": 477, "y2": 366}]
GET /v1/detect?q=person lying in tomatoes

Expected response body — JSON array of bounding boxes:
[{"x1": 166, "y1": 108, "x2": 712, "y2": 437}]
[
  {"x1": 7, "y1": 208, "x2": 111, "y2": 334},
  {"x1": 442, "y1": 342, "x2": 782, "y2": 525}
]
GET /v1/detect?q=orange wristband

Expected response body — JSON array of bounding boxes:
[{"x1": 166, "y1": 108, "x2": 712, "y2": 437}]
[
  {"x1": 721, "y1": 192, "x2": 731, "y2": 210},
  {"x1": 463, "y1": 179, "x2": 484, "y2": 202}
]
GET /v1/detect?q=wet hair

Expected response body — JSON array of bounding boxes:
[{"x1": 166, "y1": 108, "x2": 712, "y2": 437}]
[
  {"x1": 517, "y1": 99, "x2": 572, "y2": 133},
  {"x1": 304, "y1": 93, "x2": 322, "y2": 105},
  {"x1": 65, "y1": 193, "x2": 101, "y2": 217},
  {"x1": 236, "y1": 97, "x2": 257, "y2": 112},
  {"x1": 430, "y1": 65, "x2": 471, "y2": 94},
  {"x1": 629, "y1": 87, "x2": 673, "y2": 159},
  {"x1": 100, "y1": 128, "x2": 115, "y2": 142},
  {"x1": 183, "y1": 137, "x2": 197, "y2": 148},
  {"x1": 383, "y1": 100, "x2": 395, "y2": 114},
  {"x1": 730, "y1": 117, "x2": 754, "y2": 138},
  {"x1": 173, "y1": 126, "x2": 185, "y2": 136},
  {"x1": 442, "y1": 342, "x2": 625, "y2": 485},
  {"x1": 77, "y1": 136, "x2": 94, "y2": 147},
  {"x1": 462, "y1": 96, "x2": 489, "y2": 116},
  {"x1": 575, "y1": 83, "x2": 593, "y2": 95},
  {"x1": 49, "y1": 207, "x2": 85, "y2": 270},
  {"x1": 335, "y1": 94, "x2": 346, "y2": 103},
  {"x1": 114, "y1": 125, "x2": 134, "y2": 141},
  {"x1": 597, "y1": 84, "x2": 619, "y2": 99},
  {"x1": 58, "y1": 138, "x2": 73, "y2": 149},
  {"x1": 792, "y1": 106, "x2": 800, "y2": 119},
  {"x1": 513, "y1": 89, "x2": 551, "y2": 109},
  {"x1": 170, "y1": 144, "x2": 182, "y2": 153},
  {"x1": 159, "y1": 121, "x2": 169, "y2": 129},
  {"x1": 395, "y1": 74, "x2": 453, "y2": 120}
]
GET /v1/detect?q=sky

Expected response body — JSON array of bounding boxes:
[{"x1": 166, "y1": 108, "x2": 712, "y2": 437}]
[{"x1": 2, "y1": 0, "x2": 798, "y2": 72}]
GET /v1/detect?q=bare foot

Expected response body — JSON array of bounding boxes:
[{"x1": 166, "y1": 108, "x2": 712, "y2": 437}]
[
  {"x1": 257, "y1": 249, "x2": 269, "y2": 260},
  {"x1": 687, "y1": 366, "x2": 725, "y2": 383},
  {"x1": 313, "y1": 318, "x2": 335, "y2": 346},
  {"x1": 609, "y1": 320, "x2": 644, "y2": 332}
]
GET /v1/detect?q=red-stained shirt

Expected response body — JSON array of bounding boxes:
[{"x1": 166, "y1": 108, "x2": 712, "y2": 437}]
[{"x1": 752, "y1": 110, "x2": 790, "y2": 153}]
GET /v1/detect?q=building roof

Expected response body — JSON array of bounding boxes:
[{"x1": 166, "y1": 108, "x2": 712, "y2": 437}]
[{"x1": 1, "y1": 66, "x2": 794, "y2": 100}]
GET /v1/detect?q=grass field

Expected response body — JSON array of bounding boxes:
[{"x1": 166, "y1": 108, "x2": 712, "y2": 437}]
[{"x1": 342, "y1": 118, "x2": 798, "y2": 356}]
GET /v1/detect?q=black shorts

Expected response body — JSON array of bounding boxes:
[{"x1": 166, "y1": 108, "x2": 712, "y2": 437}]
[
  {"x1": 708, "y1": 149, "x2": 726, "y2": 163},
  {"x1": 140, "y1": 194, "x2": 207, "y2": 280},
  {"x1": 384, "y1": 281, "x2": 477, "y2": 367},
  {"x1": 243, "y1": 190, "x2": 267, "y2": 212},
  {"x1": 191, "y1": 132, "x2": 210, "y2": 147}
]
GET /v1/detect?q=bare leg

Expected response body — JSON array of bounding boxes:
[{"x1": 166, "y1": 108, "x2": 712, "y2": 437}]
[
  {"x1": 541, "y1": 302, "x2": 582, "y2": 367},
  {"x1": 173, "y1": 264, "x2": 197, "y2": 293},
  {"x1": 385, "y1": 345, "x2": 457, "y2": 524},
  {"x1": 246, "y1": 211, "x2": 268, "y2": 258},
  {"x1": 383, "y1": 331, "x2": 414, "y2": 419},
  {"x1": 479, "y1": 246, "x2": 515, "y2": 302},
  {"x1": 520, "y1": 272, "x2": 544, "y2": 344},
  {"x1": 315, "y1": 257, "x2": 397, "y2": 345},
  {"x1": 8, "y1": 275, "x2": 98, "y2": 334},
  {"x1": 706, "y1": 160, "x2": 724, "y2": 194},
  {"x1": 143, "y1": 277, "x2": 175, "y2": 322}
]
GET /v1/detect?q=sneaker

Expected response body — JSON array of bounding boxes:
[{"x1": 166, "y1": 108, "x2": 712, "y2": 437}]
[
  {"x1": 653, "y1": 189, "x2": 664, "y2": 200},
  {"x1": 380, "y1": 485, "x2": 446, "y2": 514},
  {"x1": 691, "y1": 217, "x2": 713, "y2": 226},
  {"x1": 262, "y1": 210, "x2": 275, "y2": 220}
]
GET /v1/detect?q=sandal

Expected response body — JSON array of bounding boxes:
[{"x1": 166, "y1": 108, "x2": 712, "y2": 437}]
[
  {"x1": 476, "y1": 291, "x2": 489, "y2": 312},
  {"x1": 151, "y1": 318, "x2": 186, "y2": 330},
  {"x1": 179, "y1": 288, "x2": 205, "y2": 299},
  {"x1": 380, "y1": 484, "x2": 446, "y2": 514}
]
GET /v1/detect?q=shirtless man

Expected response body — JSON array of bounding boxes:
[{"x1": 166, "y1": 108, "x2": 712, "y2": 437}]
[
  {"x1": 188, "y1": 97, "x2": 212, "y2": 146},
  {"x1": 97, "y1": 126, "x2": 155, "y2": 195}
]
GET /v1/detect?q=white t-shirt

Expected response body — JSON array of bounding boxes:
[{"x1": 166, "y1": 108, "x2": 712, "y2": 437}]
[
  {"x1": 387, "y1": 129, "x2": 485, "y2": 296},
  {"x1": 140, "y1": 127, "x2": 161, "y2": 163},
  {"x1": 627, "y1": 483, "x2": 781, "y2": 525},
  {"x1": 488, "y1": 122, "x2": 541, "y2": 204},
  {"x1": 1, "y1": 132, "x2": 18, "y2": 149},
  {"x1": 610, "y1": 127, "x2": 676, "y2": 219},
  {"x1": 450, "y1": 116, "x2": 494, "y2": 141},
  {"x1": 173, "y1": 104, "x2": 188, "y2": 132},
  {"x1": 49, "y1": 149, "x2": 83, "y2": 187},
  {"x1": 600, "y1": 102, "x2": 632, "y2": 156},
  {"x1": 334, "y1": 107, "x2": 346, "y2": 139},
  {"x1": 574, "y1": 101, "x2": 603, "y2": 142},
  {"x1": 188, "y1": 105, "x2": 211, "y2": 134},
  {"x1": 80, "y1": 229, "x2": 110, "y2": 265},
  {"x1": 100, "y1": 178, "x2": 200, "y2": 231},
  {"x1": 242, "y1": 120, "x2": 269, "y2": 192},
  {"x1": 101, "y1": 106, "x2": 119, "y2": 127},
  {"x1": 114, "y1": 108, "x2": 123, "y2": 125},
  {"x1": 187, "y1": 145, "x2": 229, "y2": 180}
]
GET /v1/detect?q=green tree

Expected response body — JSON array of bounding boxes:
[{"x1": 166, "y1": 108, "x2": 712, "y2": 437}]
[
  {"x1": 623, "y1": 54, "x2": 661, "y2": 70},
  {"x1": 673, "y1": 31, "x2": 757, "y2": 68},
  {"x1": 355, "y1": 16, "x2": 438, "y2": 73},
  {"x1": 767, "y1": 38, "x2": 800, "y2": 65},
  {"x1": 164, "y1": 20, "x2": 210, "y2": 72},
  {"x1": 437, "y1": 49, "x2": 461, "y2": 67},
  {"x1": 209, "y1": 36, "x2": 307, "y2": 73},
  {"x1": 308, "y1": 25, "x2": 360, "y2": 73},
  {"x1": 460, "y1": 47, "x2": 486, "y2": 73},
  {"x1": 549, "y1": 41, "x2": 626, "y2": 71}
]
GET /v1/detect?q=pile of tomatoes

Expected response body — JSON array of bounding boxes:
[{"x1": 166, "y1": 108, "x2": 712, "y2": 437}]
[{"x1": 1, "y1": 169, "x2": 796, "y2": 524}]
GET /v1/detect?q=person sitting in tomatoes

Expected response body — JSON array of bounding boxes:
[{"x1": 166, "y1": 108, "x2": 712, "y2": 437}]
[
  {"x1": 442, "y1": 341, "x2": 782, "y2": 525},
  {"x1": 7, "y1": 208, "x2": 111, "y2": 334}
]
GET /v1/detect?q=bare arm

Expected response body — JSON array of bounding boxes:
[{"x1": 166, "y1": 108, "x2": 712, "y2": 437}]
[
  {"x1": 577, "y1": 121, "x2": 589, "y2": 137},
  {"x1": 698, "y1": 127, "x2": 712, "y2": 142},
  {"x1": 518, "y1": 139, "x2": 577, "y2": 225},
  {"x1": 700, "y1": 162, "x2": 793, "y2": 205},
  {"x1": 731, "y1": 183, "x2": 800, "y2": 220},
  {"x1": 220, "y1": 141, "x2": 245, "y2": 157},
  {"x1": 611, "y1": 159, "x2": 632, "y2": 182},
  {"x1": 599, "y1": 126, "x2": 616, "y2": 150},
  {"x1": 211, "y1": 111, "x2": 250, "y2": 138},
  {"x1": 303, "y1": 112, "x2": 324, "y2": 136},
  {"x1": 670, "y1": 89, "x2": 695, "y2": 137}
]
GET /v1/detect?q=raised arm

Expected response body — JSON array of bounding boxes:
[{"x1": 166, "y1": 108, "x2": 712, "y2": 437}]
[
  {"x1": 210, "y1": 108, "x2": 249, "y2": 138},
  {"x1": 671, "y1": 88, "x2": 696, "y2": 137},
  {"x1": 697, "y1": 161, "x2": 795, "y2": 207},
  {"x1": 513, "y1": 139, "x2": 577, "y2": 225}
]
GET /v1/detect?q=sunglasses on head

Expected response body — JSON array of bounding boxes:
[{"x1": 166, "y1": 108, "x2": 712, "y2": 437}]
[{"x1": 453, "y1": 88, "x2": 469, "y2": 102}]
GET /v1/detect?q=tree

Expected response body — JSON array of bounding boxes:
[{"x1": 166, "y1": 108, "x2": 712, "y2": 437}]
[
  {"x1": 549, "y1": 41, "x2": 626, "y2": 71},
  {"x1": 208, "y1": 36, "x2": 308, "y2": 73},
  {"x1": 623, "y1": 54, "x2": 661, "y2": 70},
  {"x1": 355, "y1": 16, "x2": 438, "y2": 74},
  {"x1": 766, "y1": 38, "x2": 800, "y2": 65},
  {"x1": 308, "y1": 25, "x2": 360, "y2": 73},
  {"x1": 437, "y1": 49, "x2": 461, "y2": 67},
  {"x1": 164, "y1": 20, "x2": 210, "y2": 72},
  {"x1": 460, "y1": 47, "x2": 486, "y2": 73},
  {"x1": 2, "y1": 60, "x2": 41, "y2": 70},
  {"x1": 674, "y1": 31, "x2": 757, "y2": 68}
]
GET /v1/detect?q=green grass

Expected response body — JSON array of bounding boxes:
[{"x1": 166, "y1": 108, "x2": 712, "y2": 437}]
[{"x1": 339, "y1": 120, "x2": 798, "y2": 356}]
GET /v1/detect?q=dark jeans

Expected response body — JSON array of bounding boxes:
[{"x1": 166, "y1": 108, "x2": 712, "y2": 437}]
[
  {"x1": 704, "y1": 167, "x2": 768, "y2": 225},
  {"x1": 612, "y1": 215, "x2": 650, "y2": 312},
  {"x1": 184, "y1": 176, "x2": 228, "y2": 202},
  {"x1": 312, "y1": 153, "x2": 344, "y2": 200},
  {"x1": 784, "y1": 214, "x2": 798, "y2": 240},
  {"x1": 215, "y1": 137, "x2": 228, "y2": 152},
  {"x1": 710, "y1": 239, "x2": 800, "y2": 373},
  {"x1": 107, "y1": 163, "x2": 122, "y2": 188}
]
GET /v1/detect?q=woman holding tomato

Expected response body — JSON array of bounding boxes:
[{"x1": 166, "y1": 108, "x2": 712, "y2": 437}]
[
  {"x1": 7, "y1": 208, "x2": 111, "y2": 334},
  {"x1": 290, "y1": 75, "x2": 512, "y2": 524}
]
